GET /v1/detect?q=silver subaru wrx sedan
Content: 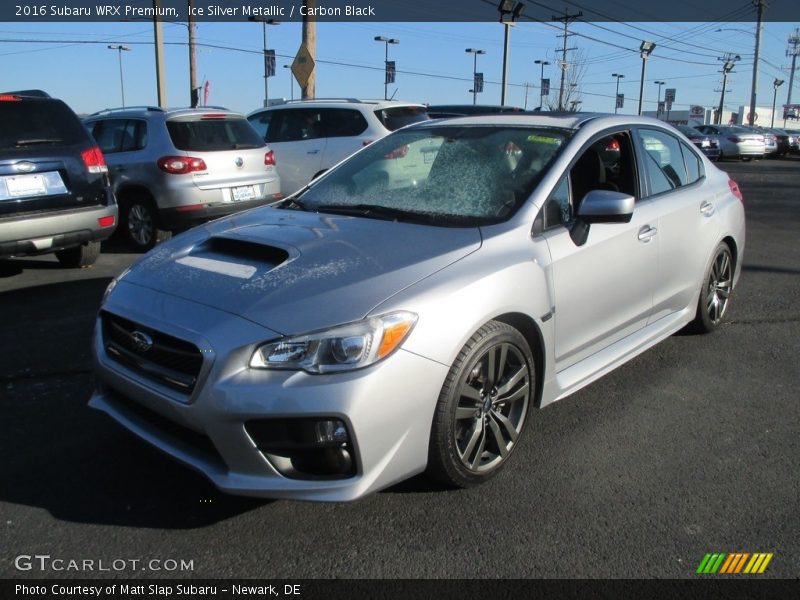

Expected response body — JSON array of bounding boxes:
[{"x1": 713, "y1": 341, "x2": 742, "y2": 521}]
[{"x1": 90, "y1": 114, "x2": 745, "y2": 501}]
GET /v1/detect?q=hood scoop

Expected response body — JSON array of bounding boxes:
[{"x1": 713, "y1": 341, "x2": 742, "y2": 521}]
[{"x1": 174, "y1": 235, "x2": 291, "y2": 280}]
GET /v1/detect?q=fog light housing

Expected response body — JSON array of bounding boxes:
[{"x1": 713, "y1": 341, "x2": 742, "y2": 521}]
[{"x1": 245, "y1": 418, "x2": 356, "y2": 480}]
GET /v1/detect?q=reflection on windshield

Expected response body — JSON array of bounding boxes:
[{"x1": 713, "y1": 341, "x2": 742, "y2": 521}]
[{"x1": 293, "y1": 125, "x2": 569, "y2": 227}]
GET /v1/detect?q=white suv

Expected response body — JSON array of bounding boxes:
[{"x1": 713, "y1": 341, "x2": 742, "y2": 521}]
[{"x1": 247, "y1": 99, "x2": 428, "y2": 196}]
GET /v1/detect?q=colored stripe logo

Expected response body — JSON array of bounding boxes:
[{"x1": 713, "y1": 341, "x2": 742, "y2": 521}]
[{"x1": 696, "y1": 552, "x2": 773, "y2": 574}]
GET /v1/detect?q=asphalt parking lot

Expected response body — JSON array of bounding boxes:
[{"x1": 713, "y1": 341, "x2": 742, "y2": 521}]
[{"x1": 1, "y1": 156, "x2": 798, "y2": 580}]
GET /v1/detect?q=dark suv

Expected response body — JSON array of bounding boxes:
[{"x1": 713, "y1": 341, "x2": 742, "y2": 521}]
[{"x1": 0, "y1": 92, "x2": 117, "y2": 267}]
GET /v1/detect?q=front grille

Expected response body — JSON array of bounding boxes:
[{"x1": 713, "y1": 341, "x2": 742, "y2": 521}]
[{"x1": 101, "y1": 312, "x2": 204, "y2": 394}]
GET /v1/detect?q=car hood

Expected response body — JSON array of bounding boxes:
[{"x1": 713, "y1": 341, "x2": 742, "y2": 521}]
[{"x1": 123, "y1": 207, "x2": 482, "y2": 334}]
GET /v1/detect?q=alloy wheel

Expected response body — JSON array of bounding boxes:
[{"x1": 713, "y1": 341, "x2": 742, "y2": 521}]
[
  {"x1": 706, "y1": 247, "x2": 732, "y2": 325},
  {"x1": 128, "y1": 203, "x2": 154, "y2": 247}
]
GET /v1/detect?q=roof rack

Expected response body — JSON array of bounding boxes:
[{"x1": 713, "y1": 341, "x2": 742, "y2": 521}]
[
  {"x1": 279, "y1": 98, "x2": 363, "y2": 104},
  {"x1": 89, "y1": 106, "x2": 166, "y2": 116}
]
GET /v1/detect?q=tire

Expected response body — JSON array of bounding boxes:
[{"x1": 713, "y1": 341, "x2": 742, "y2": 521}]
[
  {"x1": 120, "y1": 196, "x2": 171, "y2": 252},
  {"x1": 55, "y1": 241, "x2": 100, "y2": 268},
  {"x1": 689, "y1": 243, "x2": 734, "y2": 334},
  {"x1": 427, "y1": 320, "x2": 535, "y2": 488},
  {"x1": 741, "y1": 156, "x2": 753, "y2": 162}
]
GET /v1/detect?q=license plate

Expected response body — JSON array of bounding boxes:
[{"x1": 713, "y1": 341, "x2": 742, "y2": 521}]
[
  {"x1": 231, "y1": 186, "x2": 255, "y2": 202},
  {"x1": 5, "y1": 174, "x2": 47, "y2": 197}
]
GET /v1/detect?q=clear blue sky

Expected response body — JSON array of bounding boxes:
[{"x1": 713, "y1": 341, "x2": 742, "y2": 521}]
[{"x1": 1, "y1": 19, "x2": 797, "y2": 117}]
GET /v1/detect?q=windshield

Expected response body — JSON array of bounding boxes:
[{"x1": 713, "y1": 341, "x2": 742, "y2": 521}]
[
  {"x1": 291, "y1": 125, "x2": 569, "y2": 227},
  {"x1": 166, "y1": 118, "x2": 265, "y2": 151},
  {"x1": 0, "y1": 99, "x2": 87, "y2": 149}
]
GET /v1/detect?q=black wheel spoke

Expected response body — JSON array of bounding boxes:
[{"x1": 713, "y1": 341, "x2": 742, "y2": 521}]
[
  {"x1": 490, "y1": 410, "x2": 518, "y2": 443},
  {"x1": 496, "y1": 365, "x2": 526, "y2": 396},
  {"x1": 487, "y1": 418, "x2": 509, "y2": 458}
]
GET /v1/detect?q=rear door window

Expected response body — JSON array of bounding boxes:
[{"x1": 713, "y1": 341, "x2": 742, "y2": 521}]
[
  {"x1": 265, "y1": 109, "x2": 324, "y2": 143},
  {"x1": 374, "y1": 106, "x2": 429, "y2": 131},
  {"x1": 320, "y1": 109, "x2": 368, "y2": 137},
  {"x1": 166, "y1": 118, "x2": 265, "y2": 151}
]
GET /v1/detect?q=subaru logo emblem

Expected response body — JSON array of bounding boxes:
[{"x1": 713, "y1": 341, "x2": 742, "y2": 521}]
[
  {"x1": 235, "y1": 157, "x2": 244, "y2": 168},
  {"x1": 131, "y1": 331, "x2": 154, "y2": 354},
  {"x1": 13, "y1": 161, "x2": 35, "y2": 173}
]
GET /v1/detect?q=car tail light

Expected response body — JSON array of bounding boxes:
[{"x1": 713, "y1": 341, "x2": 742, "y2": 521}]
[
  {"x1": 728, "y1": 179, "x2": 743, "y2": 203},
  {"x1": 384, "y1": 145, "x2": 409, "y2": 160},
  {"x1": 606, "y1": 139, "x2": 620, "y2": 151},
  {"x1": 174, "y1": 204, "x2": 205, "y2": 212},
  {"x1": 97, "y1": 215, "x2": 115, "y2": 228},
  {"x1": 264, "y1": 150, "x2": 276, "y2": 166},
  {"x1": 0, "y1": 94, "x2": 21, "y2": 102},
  {"x1": 727, "y1": 136, "x2": 741, "y2": 143},
  {"x1": 200, "y1": 113, "x2": 227, "y2": 120},
  {"x1": 81, "y1": 146, "x2": 108, "y2": 174},
  {"x1": 157, "y1": 156, "x2": 207, "y2": 174}
]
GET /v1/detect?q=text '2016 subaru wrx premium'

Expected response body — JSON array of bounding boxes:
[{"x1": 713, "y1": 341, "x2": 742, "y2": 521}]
[{"x1": 90, "y1": 113, "x2": 745, "y2": 501}]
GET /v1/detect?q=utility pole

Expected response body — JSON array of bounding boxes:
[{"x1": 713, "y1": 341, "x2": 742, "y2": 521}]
[
  {"x1": 748, "y1": 0, "x2": 766, "y2": 126},
  {"x1": 552, "y1": 8, "x2": 581, "y2": 111},
  {"x1": 785, "y1": 28, "x2": 800, "y2": 123},
  {"x1": 523, "y1": 82, "x2": 529, "y2": 109},
  {"x1": 153, "y1": 0, "x2": 167, "y2": 107},
  {"x1": 716, "y1": 53, "x2": 739, "y2": 125},
  {"x1": 188, "y1": 0, "x2": 198, "y2": 107},
  {"x1": 301, "y1": 0, "x2": 316, "y2": 99}
]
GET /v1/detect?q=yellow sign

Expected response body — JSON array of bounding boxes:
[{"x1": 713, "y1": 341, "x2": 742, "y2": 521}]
[{"x1": 291, "y1": 44, "x2": 315, "y2": 89}]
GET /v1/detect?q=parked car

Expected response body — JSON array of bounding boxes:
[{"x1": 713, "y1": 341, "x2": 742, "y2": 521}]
[
  {"x1": 84, "y1": 107, "x2": 281, "y2": 251},
  {"x1": 1, "y1": 91, "x2": 116, "y2": 267},
  {"x1": 247, "y1": 99, "x2": 429, "y2": 196},
  {"x1": 694, "y1": 124, "x2": 766, "y2": 161},
  {"x1": 785, "y1": 129, "x2": 800, "y2": 154},
  {"x1": 675, "y1": 125, "x2": 720, "y2": 161},
  {"x1": 739, "y1": 126, "x2": 777, "y2": 156},
  {"x1": 91, "y1": 113, "x2": 745, "y2": 501},
  {"x1": 761, "y1": 128, "x2": 791, "y2": 156}
]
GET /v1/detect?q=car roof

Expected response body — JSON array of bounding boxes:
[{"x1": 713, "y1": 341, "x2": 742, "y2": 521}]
[
  {"x1": 86, "y1": 106, "x2": 244, "y2": 119},
  {"x1": 412, "y1": 112, "x2": 677, "y2": 131}
]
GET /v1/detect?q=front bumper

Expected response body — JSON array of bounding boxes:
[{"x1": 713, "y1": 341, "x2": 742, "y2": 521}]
[{"x1": 90, "y1": 282, "x2": 448, "y2": 501}]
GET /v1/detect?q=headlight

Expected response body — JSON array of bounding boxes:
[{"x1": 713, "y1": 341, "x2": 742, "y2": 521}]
[{"x1": 250, "y1": 311, "x2": 418, "y2": 374}]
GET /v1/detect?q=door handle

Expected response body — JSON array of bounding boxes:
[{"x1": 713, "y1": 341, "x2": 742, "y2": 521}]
[
  {"x1": 638, "y1": 225, "x2": 658, "y2": 242},
  {"x1": 307, "y1": 149, "x2": 320, "y2": 155},
  {"x1": 700, "y1": 201, "x2": 715, "y2": 216}
]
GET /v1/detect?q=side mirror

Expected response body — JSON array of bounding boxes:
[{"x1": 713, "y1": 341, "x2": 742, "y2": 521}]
[{"x1": 577, "y1": 190, "x2": 635, "y2": 224}]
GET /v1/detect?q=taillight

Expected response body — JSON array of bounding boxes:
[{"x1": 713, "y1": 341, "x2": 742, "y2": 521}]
[
  {"x1": 200, "y1": 113, "x2": 227, "y2": 120},
  {"x1": 384, "y1": 145, "x2": 409, "y2": 160},
  {"x1": 97, "y1": 215, "x2": 115, "y2": 228},
  {"x1": 0, "y1": 94, "x2": 21, "y2": 102},
  {"x1": 728, "y1": 179, "x2": 743, "y2": 203},
  {"x1": 157, "y1": 156, "x2": 207, "y2": 174},
  {"x1": 606, "y1": 139, "x2": 620, "y2": 151},
  {"x1": 265, "y1": 150, "x2": 276, "y2": 166},
  {"x1": 81, "y1": 146, "x2": 108, "y2": 174}
]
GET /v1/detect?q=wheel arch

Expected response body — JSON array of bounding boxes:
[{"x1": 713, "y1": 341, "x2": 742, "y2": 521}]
[
  {"x1": 722, "y1": 235, "x2": 738, "y2": 273},
  {"x1": 492, "y1": 312, "x2": 545, "y2": 409}
]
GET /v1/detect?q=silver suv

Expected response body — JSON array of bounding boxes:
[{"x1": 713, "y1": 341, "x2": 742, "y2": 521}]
[
  {"x1": 247, "y1": 99, "x2": 428, "y2": 196},
  {"x1": 85, "y1": 107, "x2": 281, "y2": 251}
]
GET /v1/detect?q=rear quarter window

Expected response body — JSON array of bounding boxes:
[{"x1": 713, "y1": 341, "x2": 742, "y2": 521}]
[{"x1": 166, "y1": 118, "x2": 265, "y2": 151}]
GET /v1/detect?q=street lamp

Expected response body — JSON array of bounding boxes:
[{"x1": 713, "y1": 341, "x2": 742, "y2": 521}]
[
  {"x1": 612, "y1": 73, "x2": 624, "y2": 114},
  {"x1": 535, "y1": 59, "x2": 550, "y2": 110},
  {"x1": 638, "y1": 41, "x2": 656, "y2": 116},
  {"x1": 772, "y1": 79, "x2": 785, "y2": 127},
  {"x1": 107, "y1": 45, "x2": 131, "y2": 107},
  {"x1": 374, "y1": 36, "x2": 399, "y2": 101},
  {"x1": 498, "y1": 0, "x2": 525, "y2": 106},
  {"x1": 465, "y1": 48, "x2": 486, "y2": 105},
  {"x1": 249, "y1": 16, "x2": 279, "y2": 107},
  {"x1": 283, "y1": 64, "x2": 294, "y2": 101},
  {"x1": 654, "y1": 80, "x2": 665, "y2": 117}
]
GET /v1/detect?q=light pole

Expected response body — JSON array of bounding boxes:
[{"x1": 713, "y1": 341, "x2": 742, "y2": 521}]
[
  {"x1": 465, "y1": 48, "x2": 486, "y2": 105},
  {"x1": 772, "y1": 79, "x2": 784, "y2": 127},
  {"x1": 107, "y1": 45, "x2": 131, "y2": 107},
  {"x1": 535, "y1": 59, "x2": 550, "y2": 109},
  {"x1": 374, "y1": 36, "x2": 399, "y2": 101},
  {"x1": 283, "y1": 64, "x2": 293, "y2": 101},
  {"x1": 249, "y1": 16, "x2": 279, "y2": 107},
  {"x1": 498, "y1": 1, "x2": 525, "y2": 106},
  {"x1": 638, "y1": 41, "x2": 656, "y2": 116},
  {"x1": 612, "y1": 73, "x2": 624, "y2": 114},
  {"x1": 654, "y1": 80, "x2": 665, "y2": 118}
]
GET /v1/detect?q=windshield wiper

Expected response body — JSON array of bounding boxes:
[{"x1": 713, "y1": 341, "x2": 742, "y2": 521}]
[
  {"x1": 14, "y1": 138, "x2": 63, "y2": 147},
  {"x1": 315, "y1": 203, "x2": 440, "y2": 224},
  {"x1": 277, "y1": 196, "x2": 310, "y2": 211}
]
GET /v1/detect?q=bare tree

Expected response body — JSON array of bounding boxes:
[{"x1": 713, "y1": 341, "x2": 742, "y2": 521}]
[{"x1": 545, "y1": 49, "x2": 586, "y2": 112}]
